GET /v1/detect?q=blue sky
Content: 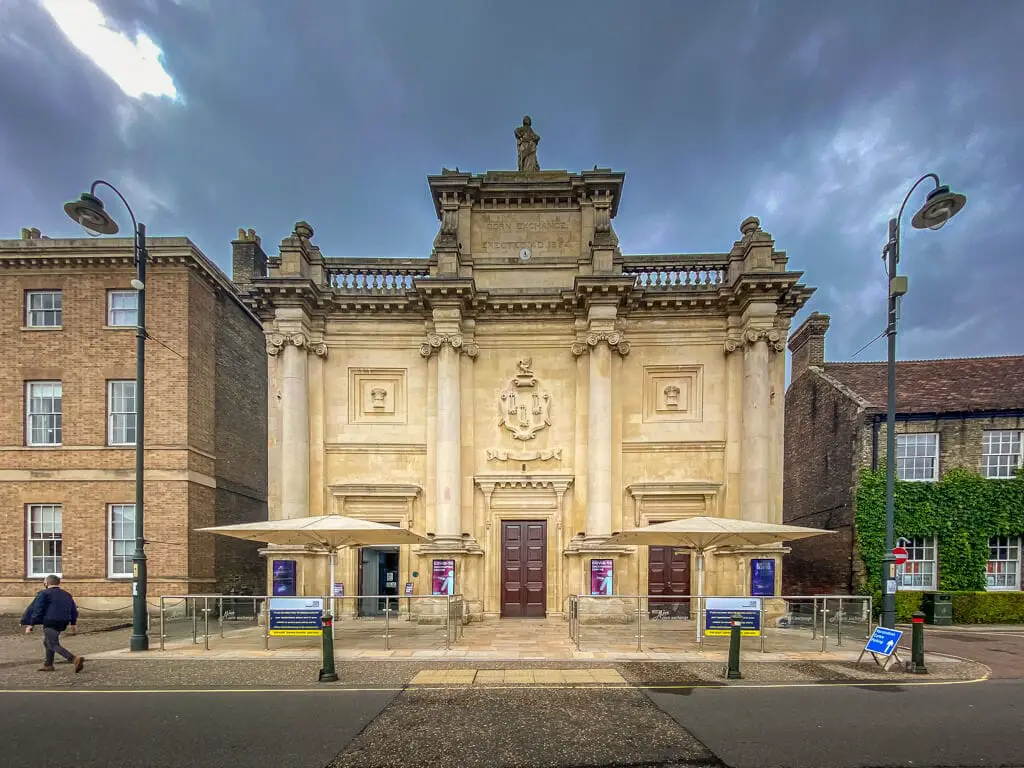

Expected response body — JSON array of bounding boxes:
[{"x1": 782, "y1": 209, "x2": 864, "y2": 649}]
[{"x1": 2, "y1": 0, "x2": 1021, "y2": 364}]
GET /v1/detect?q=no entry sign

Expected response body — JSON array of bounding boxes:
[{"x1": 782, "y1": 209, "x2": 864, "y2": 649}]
[{"x1": 892, "y1": 546, "x2": 909, "y2": 565}]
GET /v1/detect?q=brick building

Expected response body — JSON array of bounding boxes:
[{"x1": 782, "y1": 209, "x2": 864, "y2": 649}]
[
  {"x1": 0, "y1": 228, "x2": 268, "y2": 612},
  {"x1": 783, "y1": 312, "x2": 1024, "y2": 595}
]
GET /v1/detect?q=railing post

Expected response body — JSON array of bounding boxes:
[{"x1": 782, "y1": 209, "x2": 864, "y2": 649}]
[
  {"x1": 760, "y1": 607, "x2": 766, "y2": 654},
  {"x1": 159, "y1": 596, "x2": 165, "y2": 651},
  {"x1": 837, "y1": 597, "x2": 843, "y2": 646},
  {"x1": 812, "y1": 597, "x2": 818, "y2": 640},
  {"x1": 204, "y1": 596, "x2": 210, "y2": 651},
  {"x1": 192, "y1": 597, "x2": 198, "y2": 644},
  {"x1": 445, "y1": 596, "x2": 451, "y2": 651},
  {"x1": 820, "y1": 597, "x2": 827, "y2": 653},
  {"x1": 219, "y1": 596, "x2": 224, "y2": 638},
  {"x1": 636, "y1": 596, "x2": 643, "y2": 652},
  {"x1": 384, "y1": 605, "x2": 391, "y2": 651},
  {"x1": 264, "y1": 595, "x2": 270, "y2": 650}
]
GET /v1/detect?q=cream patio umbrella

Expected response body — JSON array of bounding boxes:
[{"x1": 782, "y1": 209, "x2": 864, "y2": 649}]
[
  {"x1": 608, "y1": 516, "x2": 834, "y2": 641},
  {"x1": 197, "y1": 515, "x2": 430, "y2": 605}
]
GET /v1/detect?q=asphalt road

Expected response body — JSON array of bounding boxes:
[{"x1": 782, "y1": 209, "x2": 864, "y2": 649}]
[
  {"x1": 0, "y1": 690, "x2": 396, "y2": 768},
  {"x1": 922, "y1": 628, "x2": 1024, "y2": 679},
  {"x1": 648, "y1": 678, "x2": 1024, "y2": 768}
]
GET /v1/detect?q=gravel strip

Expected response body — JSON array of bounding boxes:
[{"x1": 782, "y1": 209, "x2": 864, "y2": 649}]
[{"x1": 329, "y1": 687, "x2": 723, "y2": 768}]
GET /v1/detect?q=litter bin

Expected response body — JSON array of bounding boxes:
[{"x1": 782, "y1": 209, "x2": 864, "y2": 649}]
[{"x1": 922, "y1": 592, "x2": 953, "y2": 625}]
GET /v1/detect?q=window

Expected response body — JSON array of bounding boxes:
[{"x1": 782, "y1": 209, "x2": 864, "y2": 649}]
[
  {"x1": 27, "y1": 504, "x2": 62, "y2": 577},
  {"x1": 107, "y1": 380, "x2": 137, "y2": 446},
  {"x1": 26, "y1": 381, "x2": 62, "y2": 446},
  {"x1": 982, "y1": 431, "x2": 1022, "y2": 479},
  {"x1": 109, "y1": 504, "x2": 136, "y2": 578},
  {"x1": 107, "y1": 290, "x2": 138, "y2": 327},
  {"x1": 896, "y1": 536, "x2": 937, "y2": 590},
  {"x1": 987, "y1": 536, "x2": 1021, "y2": 591},
  {"x1": 896, "y1": 433, "x2": 939, "y2": 481},
  {"x1": 25, "y1": 290, "x2": 62, "y2": 327}
]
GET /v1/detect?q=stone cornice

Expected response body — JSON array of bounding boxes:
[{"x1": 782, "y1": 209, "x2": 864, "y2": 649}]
[
  {"x1": 266, "y1": 331, "x2": 328, "y2": 357},
  {"x1": 327, "y1": 483, "x2": 422, "y2": 498},
  {"x1": 571, "y1": 331, "x2": 631, "y2": 357},
  {"x1": 419, "y1": 332, "x2": 479, "y2": 359}
]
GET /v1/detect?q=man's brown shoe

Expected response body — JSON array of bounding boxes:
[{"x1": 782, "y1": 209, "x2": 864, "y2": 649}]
[
  {"x1": 38, "y1": 665, "x2": 54, "y2": 672},
  {"x1": 73, "y1": 656, "x2": 84, "y2": 673}
]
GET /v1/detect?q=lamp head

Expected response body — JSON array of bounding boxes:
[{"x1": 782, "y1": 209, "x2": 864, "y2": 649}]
[
  {"x1": 63, "y1": 192, "x2": 119, "y2": 235},
  {"x1": 911, "y1": 184, "x2": 966, "y2": 231}
]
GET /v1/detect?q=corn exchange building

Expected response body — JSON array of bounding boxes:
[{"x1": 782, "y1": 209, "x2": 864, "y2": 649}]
[{"x1": 232, "y1": 121, "x2": 814, "y2": 620}]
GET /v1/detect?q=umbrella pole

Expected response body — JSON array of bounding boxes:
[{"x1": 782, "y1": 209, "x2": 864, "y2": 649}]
[{"x1": 695, "y1": 550, "x2": 705, "y2": 645}]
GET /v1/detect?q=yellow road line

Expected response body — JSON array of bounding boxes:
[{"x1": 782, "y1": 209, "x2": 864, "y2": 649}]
[{"x1": 0, "y1": 673, "x2": 990, "y2": 695}]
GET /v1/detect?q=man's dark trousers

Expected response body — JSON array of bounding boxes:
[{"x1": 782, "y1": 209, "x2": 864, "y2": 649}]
[{"x1": 43, "y1": 626, "x2": 74, "y2": 666}]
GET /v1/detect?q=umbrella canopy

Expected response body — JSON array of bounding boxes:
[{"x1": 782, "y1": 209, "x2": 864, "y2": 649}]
[
  {"x1": 197, "y1": 514, "x2": 428, "y2": 550},
  {"x1": 609, "y1": 516, "x2": 833, "y2": 550}
]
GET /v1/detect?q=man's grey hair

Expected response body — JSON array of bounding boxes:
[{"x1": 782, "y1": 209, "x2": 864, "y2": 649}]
[{"x1": 44, "y1": 575, "x2": 61, "y2": 586}]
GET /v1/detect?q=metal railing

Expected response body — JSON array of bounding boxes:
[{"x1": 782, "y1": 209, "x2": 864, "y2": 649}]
[
  {"x1": 570, "y1": 594, "x2": 873, "y2": 653},
  {"x1": 157, "y1": 593, "x2": 466, "y2": 652}
]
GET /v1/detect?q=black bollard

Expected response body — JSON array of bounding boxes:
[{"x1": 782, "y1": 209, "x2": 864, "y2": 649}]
[
  {"x1": 726, "y1": 614, "x2": 742, "y2": 679},
  {"x1": 319, "y1": 613, "x2": 339, "y2": 683},
  {"x1": 906, "y1": 611, "x2": 928, "y2": 674}
]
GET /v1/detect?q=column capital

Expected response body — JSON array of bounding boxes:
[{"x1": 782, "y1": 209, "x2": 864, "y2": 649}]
[
  {"x1": 419, "y1": 332, "x2": 478, "y2": 359},
  {"x1": 267, "y1": 331, "x2": 328, "y2": 357},
  {"x1": 571, "y1": 331, "x2": 631, "y2": 357},
  {"x1": 724, "y1": 327, "x2": 785, "y2": 354}
]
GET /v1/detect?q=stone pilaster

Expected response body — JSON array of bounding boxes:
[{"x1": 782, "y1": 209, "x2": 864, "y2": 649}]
[
  {"x1": 420, "y1": 332, "x2": 479, "y2": 549},
  {"x1": 572, "y1": 328, "x2": 629, "y2": 540},
  {"x1": 267, "y1": 332, "x2": 327, "y2": 520}
]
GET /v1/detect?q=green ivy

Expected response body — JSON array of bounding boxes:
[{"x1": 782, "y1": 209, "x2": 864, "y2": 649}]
[{"x1": 855, "y1": 467, "x2": 1024, "y2": 595}]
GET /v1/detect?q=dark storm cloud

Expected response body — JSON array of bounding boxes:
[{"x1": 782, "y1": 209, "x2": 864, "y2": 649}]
[{"x1": 1, "y1": 0, "x2": 1021, "y2": 364}]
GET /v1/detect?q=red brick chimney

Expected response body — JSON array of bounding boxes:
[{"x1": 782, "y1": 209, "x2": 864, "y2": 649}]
[{"x1": 788, "y1": 312, "x2": 830, "y2": 379}]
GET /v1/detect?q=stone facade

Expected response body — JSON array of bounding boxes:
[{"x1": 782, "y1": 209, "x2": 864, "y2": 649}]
[
  {"x1": 238, "y1": 159, "x2": 813, "y2": 618},
  {"x1": 0, "y1": 230, "x2": 267, "y2": 612},
  {"x1": 784, "y1": 312, "x2": 1024, "y2": 594}
]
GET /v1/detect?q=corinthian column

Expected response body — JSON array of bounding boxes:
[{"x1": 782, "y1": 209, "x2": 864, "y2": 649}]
[
  {"x1": 740, "y1": 328, "x2": 781, "y2": 523},
  {"x1": 421, "y1": 332, "x2": 477, "y2": 546},
  {"x1": 269, "y1": 332, "x2": 327, "y2": 520},
  {"x1": 573, "y1": 331, "x2": 630, "y2": 540}
]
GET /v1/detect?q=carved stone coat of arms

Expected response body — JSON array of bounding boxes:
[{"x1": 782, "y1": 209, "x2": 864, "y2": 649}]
[{"x1": 498, "y1": 358, "x2": 551, "y2": 441}]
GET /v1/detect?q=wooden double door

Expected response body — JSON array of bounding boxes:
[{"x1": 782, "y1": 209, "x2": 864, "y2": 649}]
[
  {"x1": 500, "y1": 520, "x2": 547, "y2": 618},
  {"x1": 648, "y1": 546, "x2": 692, "y2": 619}
]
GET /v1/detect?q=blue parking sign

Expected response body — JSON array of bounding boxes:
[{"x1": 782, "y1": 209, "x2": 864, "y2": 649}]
[{"x1": 864, "y1": 626, "x2": 903, "y2": 657}]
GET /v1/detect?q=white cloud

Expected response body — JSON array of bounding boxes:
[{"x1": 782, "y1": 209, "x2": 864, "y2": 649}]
[
  {"x1": 113, "y1": 170, "x2": 176, "y2": 223},
  {"x1": 39, "y1": 0, "x2": 179, "y2": 100}
]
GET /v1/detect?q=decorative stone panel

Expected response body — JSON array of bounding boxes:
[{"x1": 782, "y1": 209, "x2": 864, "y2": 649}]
[
  {"x1": 348, "y1": 368, "x2": 407, "y2": 425},
  {"x1": 642, "y1": 365, "x2": 703, "y2": 423}
]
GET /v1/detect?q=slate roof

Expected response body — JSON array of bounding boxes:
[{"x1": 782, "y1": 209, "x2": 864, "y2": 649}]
[{"x1": 821, "y1": 356, "x2": 1024, "y2": 414}]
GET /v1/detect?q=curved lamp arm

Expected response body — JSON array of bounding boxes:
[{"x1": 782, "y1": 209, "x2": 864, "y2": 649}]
[
  {"x1": 90, "y1": 179, "x2": 139, "y2": 240},
  {"x1": 893, "y1": 173, "x2": 941, "y2": 242}
]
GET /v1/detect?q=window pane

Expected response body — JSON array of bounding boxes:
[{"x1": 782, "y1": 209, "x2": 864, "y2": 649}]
[
  {"x1": 987, "y1": 536, "x2": 1021, "y2": 590},
  {"x1": 27, "y1": 505, "x2": 63, "y2": 576},
  {"x1": 27, "y1": 382, "x2": 63, "y2": 446},
  {"x1": 896, "y1": 434, "x2": 938, "y2": 481},
  {"x1": 26, "y1": 291, "x2": 63, "y2": 327},
  {"x1": 982, "y1": 431, "x2": 1022, "y2": 479},
  {"x1": 109, "y1": 504, "x2": 136, "y2": 576},
  {"x1": 896, "y1": 536, "x2": 937, "y2": 589},
  {"x1": 108, "y1": 291, "x2": 138, "y2": 326},
  {"x1": 108, "y1": 381, "x2": 137, "y2": 445}
]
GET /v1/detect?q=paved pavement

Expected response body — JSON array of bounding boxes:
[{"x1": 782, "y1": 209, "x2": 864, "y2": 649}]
[{"x1": 648, "y1": 678, "x2": 1024, "y2": 768}]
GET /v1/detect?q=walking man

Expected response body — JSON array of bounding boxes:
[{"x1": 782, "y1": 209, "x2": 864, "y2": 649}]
[{"x1": 21, "y1": 575, "x2": 85, "y2": 673}]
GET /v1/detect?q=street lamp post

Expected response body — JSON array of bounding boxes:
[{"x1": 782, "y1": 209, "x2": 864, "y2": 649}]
[
  {"x1": 879, "y1": 175, "x2": 966, "y2": 630},
  {"x1": 64, "y1": 182, "x2": 149, "y2": 652}
]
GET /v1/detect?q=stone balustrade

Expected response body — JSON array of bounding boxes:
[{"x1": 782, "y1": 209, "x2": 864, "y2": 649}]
[
  {"x1": 622, "y1": 256, "x2": 728, "y2": 288},
  {"x1": 325, "y1": 260, "x2": 429, "y2": 292}
]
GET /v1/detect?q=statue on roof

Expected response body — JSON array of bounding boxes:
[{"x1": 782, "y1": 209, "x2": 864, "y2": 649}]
[{"x1": 515, "y1": 116, "x2": 540, "y2": 172}]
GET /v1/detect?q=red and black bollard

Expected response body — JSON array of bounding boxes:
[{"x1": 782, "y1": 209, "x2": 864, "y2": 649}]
[
  {"x1": 906, "y1": 611, "x2": 928, "y2": 674},
  {"x1": 726, "y1": 614, "x2": 742, "y2": 679}
]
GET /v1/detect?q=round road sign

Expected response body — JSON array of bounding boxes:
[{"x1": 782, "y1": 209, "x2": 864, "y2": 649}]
[{"x1": 892, "y1": 546, "x2": 909, "y2": 565}]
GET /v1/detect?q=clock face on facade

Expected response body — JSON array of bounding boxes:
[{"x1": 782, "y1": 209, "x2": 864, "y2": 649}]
[{"x1": 519, "y1": 247, "x2": 532, "y2": 262}]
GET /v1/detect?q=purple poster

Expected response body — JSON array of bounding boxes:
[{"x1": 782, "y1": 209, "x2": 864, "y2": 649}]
[
  {"x1": 751, "y1": 558, "x2": 776, "y2": 597},
  {"x1": 432, "y1": 559, "x2": 455, "y2": 596},
  {"x1": 590, "y1": 559, "x2": 614, "y2": 596},
  {"x1": 272, "y1": 559, "x2": 296, "y2": 596}
]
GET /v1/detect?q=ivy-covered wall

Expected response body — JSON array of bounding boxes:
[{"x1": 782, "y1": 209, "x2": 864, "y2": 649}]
[{"x1": 854, "y1": 467, "x2": 1024, "y2": 594}]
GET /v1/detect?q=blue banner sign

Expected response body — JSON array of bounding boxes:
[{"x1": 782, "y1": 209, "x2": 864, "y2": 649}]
[
  {"x1": 272, "y1": 559, "x2": 297, "y2": 596},
  {"x1": 268, "y1": 597, "x2": 324, "y2": 637},
  {"x1": 704, "y1": 597, "x2": 762, "y2": 637},
  {"x1": 864, "y1": 626, "x2": 903, "y2": 657}
]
